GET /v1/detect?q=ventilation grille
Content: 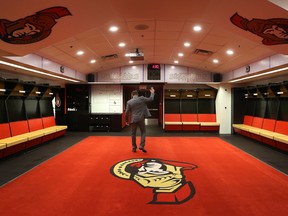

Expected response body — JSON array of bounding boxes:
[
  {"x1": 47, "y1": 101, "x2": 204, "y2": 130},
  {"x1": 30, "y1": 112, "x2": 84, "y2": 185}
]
[
  {"x1": 101, "y1": 54, "x2": 118, "y2": 60},
  {"x1": 194, "y1": 49, "x2": 213, "y2": 56}
]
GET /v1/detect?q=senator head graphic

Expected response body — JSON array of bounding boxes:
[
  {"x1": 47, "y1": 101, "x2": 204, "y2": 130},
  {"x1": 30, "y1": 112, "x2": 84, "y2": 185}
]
[
  {"x1": 230, "y1": 13, "x2": 288, "y2": 45},
  {"x1": 0, "y1": 6, "x2": 71, "y2": 44},
  {"x1": 110, "y1": 158, "x2": 198, "y2": 204}
]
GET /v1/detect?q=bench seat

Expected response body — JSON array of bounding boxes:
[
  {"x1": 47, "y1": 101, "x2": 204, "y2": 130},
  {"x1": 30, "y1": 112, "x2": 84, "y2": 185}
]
[
  {"x1": 200, "y1": 122, "x2": 220, "y2": 126},
  {"x1": 274, "y1": 135, "x2": 288, "y2": 152},
  {"x1": 165, "y1": 121, "x2": 182, "y2": 125},
  {"x1": 164, "y1": 114, "x2": 182, "y2": 131},
  {"x1": 0, "y1": 117, "x2": 67, "y2": 158},
  {"x1": 233, "y1": 116, "x2": 288, "y2": 152},
  {"x1": 165, "y1": 113, "x2": 219, "y2": 131},
  {"x1": 274, "y1": 135, "x2": 288, "y2": 144},
  {"x1": 0, "y1": 136, "x2": 28, "y2": 147}
]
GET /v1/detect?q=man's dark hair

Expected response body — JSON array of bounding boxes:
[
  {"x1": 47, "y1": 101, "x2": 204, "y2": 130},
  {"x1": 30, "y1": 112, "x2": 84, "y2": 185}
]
[{"x1": 131, "y1": 90, "x2": 138, "y2": 96}]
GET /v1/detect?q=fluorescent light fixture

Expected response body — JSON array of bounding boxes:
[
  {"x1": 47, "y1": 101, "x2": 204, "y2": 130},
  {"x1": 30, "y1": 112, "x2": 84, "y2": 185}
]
[
  {"x1": 109, "y1": 26, "x2": 118, "y2": 32},
  {"x1": 229, "y1": 66, "x2": 288, "y2": 83},
  {"x1": 205, "y1": 94, "x2": 211, "y2": 97},
  {"x1": 36, "y1": 91, "x2": 41, "y2": 94},
  {"x1": 184, "y1": 42, "x2": 191, "y2": 47},
  {"x1": 90, "y1": 59, "x2": 96, "y2": 64},
  {"x1": 0, "y1": 88, "x2": 6, "y2": 92},
  {"x1": 277, "y1": 91, "x2": 284, "y2": 95},
  {"x1": 174, "y1": 60, "x2": 179, "y2": 64},
  {"x1": 187, "y1": 95, "x2": 193, "y2": 97},
  {"x1": 193, "y1": 25, "x2": 202, "y2": 31},
  {"x1": 0, "y1": 60, "x2": 80, "y2": 82},
  {"x1": 19, "y1": 90, "x2": 26, "y2": 93},
  {"x1": 118, "y1": 42, "x2": 126, "y2": 47},
  {"x1": 170, "y1": 94, "x2": 176, "y2": 97},
  {"x1": 226, "y1": 49, "x2": 234, "y2": 55},
  {"x1": 178, "y1": 53, "x2": 184, "y2": 57},
  {"x1": 76, "y1": 50, "x2": 84, "y2": 55},
  {"x1": 253, "y1": 93, "x2": 258, "y2": 96},
  {"x1": 49, "y1": 92, "x2": 54, "y2": 95}
]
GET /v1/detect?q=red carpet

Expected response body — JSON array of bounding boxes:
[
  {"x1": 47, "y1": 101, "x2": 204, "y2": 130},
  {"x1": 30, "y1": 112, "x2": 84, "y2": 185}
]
[{"x1": 0, "y1": 136, "x2": 287, "y2": 216}]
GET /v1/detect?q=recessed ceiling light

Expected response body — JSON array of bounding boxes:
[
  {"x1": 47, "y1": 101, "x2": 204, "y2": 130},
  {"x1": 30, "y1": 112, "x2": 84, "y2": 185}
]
[
  {"x1": 184, "y1": 42, "x2": 191, "y2": 47},
  {"x1": 109, "y1": 26, "x2": 118, "y2": 32},
  {"x1": 90, "y1": 59, "x2": 96, "y2": 64},
  {"x1": 125, "y1": 53, "x2": 130, "y2": 57},
  {"x1": 129, "y1": 60, "x2": 133, "y2": 63},
  {"x1": 226, "y1": 49, "x2": 234, "y2": 55},
  {"x1": 213, "y1": 59, "x2": 219, "y2": 63},
  {"x1": 174, "y1": 60, "x2": 179, "y2": 64},
  {"x1": 76, "y1": 50, "x2": 84, "y2": 55},
  {"x1": 178, "y1": 53, "x2": 184, "y2": 57},
  {"x1": 119, "y1": 42, "x2": 126, "y2": 47},
  {"x1": 193, "y1": 25, "x2": 202, "y2": 31}
]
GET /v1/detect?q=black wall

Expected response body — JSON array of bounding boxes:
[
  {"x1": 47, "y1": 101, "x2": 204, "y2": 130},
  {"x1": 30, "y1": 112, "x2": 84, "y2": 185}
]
[
  {"x1": 165, "y1": 95, "x2": 216, "y2": 115},
  {"x1": 6, "y1": 97, "x2": 26, "y2": 122},
  {"x1": 181, "y1": 100, "x2": 197, "y2": 114},
  {"x1": 0, "y1": 96, "x2": 55, "y2": 123},
  {"x1": 232, "y1": 86, "x2": 288, "y2": 123},
  {"x1": 39, "y1": 98, "x2": 54, "y2": 117},
  {"x1": 165, "y1": 99, "x2": 181, "y2": 114},
  {"x1": 0, "y1": 97, "x2": 8, "y2": 123},
  {"x1": 25, "y1": 98, "x2": 41, "y2": 119}
]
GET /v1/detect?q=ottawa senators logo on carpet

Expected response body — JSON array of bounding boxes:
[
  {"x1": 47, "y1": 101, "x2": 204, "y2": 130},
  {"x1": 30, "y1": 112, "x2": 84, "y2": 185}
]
[
  {"x1": 230, "y1": 13, "x2": 288, "y2": 45},
  {"x1": 0, "y1": 6, "x2": 71, "y2": 44},
  {"x1": 110, "y1": 158, "x2": 198, "y2": 204}
]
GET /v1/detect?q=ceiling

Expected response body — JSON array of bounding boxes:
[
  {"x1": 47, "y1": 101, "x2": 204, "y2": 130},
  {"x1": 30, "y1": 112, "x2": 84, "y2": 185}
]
[{"x1": 0, "y1": 0, "x2": 288, "y2": 84}]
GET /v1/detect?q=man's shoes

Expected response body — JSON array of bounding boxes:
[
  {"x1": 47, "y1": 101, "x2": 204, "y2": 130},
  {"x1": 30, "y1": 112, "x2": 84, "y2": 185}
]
[
  {"x1": 139, "y1": 147, "x2": 147, "y2": 153},
  {"x1": 132, "y1": 148, "x2": 137, "y2": 153}
]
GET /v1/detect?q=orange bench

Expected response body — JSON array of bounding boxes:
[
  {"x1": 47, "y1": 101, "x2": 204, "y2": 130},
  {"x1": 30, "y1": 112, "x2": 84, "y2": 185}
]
[
  {"x1": 273, "y1": 121, "x2": 288, "y2": 152},
  {"x1": 0, "y1": 123, "x2": 25, "y2": 159},
  {"x1": 164, "y1": 113, "x2": 219, "y2": 131},
  {"x1": 0, "y1": 116, "x2": 67, "y2": 158},
  {"x1": 197, "y1": 114, "x2": 220, "y2": 131},
  {"x1": 182, "y1": 114, "x2": 200, "y2": 131},
  {"x1": 164, "y1": 114, "x2": 182, "y2": 131},
  {"x1": 233, "y1": 115, "x2": 288, "y2": 152}
]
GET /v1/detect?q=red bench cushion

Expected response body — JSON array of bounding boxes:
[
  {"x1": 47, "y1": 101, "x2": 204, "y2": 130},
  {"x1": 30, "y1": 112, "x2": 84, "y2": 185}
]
[
  {"x1": 198, "y1": 114, "x2": 216, "y2": 122},
  {"x1": 181, "y1": 114, "x2": 197, "y2": 122},
  {"x1": 274, "y1": 121, "x2": 288, "y2": 135},
  {"x1": 243, "y1": 115, "x2": 254, "y2": 126},
  {"x1": 10, "y1": 121, "x2": 29, "y2": 136},
  {"x1": 262, "y1": 118, "x2": 276, "y2": 131},
  {"x1": 252, "y1": 117, "x2": 263, "y2": 128},
  {"x1": 165, "y1": 114, "x2": 181, "y2": 122},
  {"x1": 0, "y1": 123, "x2": 11, "y2": 139},
  {"x1": 42, "y1": 116, "x2": 56, "y2": 128},
  {"x1": 28, "y1": 118, "x2": 44, "y2": 132}
]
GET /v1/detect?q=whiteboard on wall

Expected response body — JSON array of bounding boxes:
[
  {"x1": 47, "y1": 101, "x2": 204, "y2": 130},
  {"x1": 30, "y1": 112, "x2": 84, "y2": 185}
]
[{"x1": 90, "y1": 85, "x2": 123, "y2": 113}]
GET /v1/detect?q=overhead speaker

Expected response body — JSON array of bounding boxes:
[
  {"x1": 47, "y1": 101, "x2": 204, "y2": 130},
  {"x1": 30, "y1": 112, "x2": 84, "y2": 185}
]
[
  {"x1": 87, "y1": 74, "x2": 95, "y2": 82},
  {"x1": 213, "y1": 73, "x2": 222, "y2": 82}
]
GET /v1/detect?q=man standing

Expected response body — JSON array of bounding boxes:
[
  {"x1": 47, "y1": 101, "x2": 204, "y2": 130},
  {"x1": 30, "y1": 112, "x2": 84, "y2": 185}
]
[{"x1": 125, "y1": 87, "x2": 155, "y2": 153}]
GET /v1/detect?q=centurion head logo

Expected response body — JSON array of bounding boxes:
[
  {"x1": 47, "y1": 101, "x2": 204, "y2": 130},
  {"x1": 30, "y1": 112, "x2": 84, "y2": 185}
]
[
  {"x1": 0, "y1": 6, "x2": 71, "y2": 44},
  {"x1": 230, "y1": 13, "x2": 288, "y2": 45},
  {"x1": 110, "y1": 158, "x2": 198, "y2": 204}
]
